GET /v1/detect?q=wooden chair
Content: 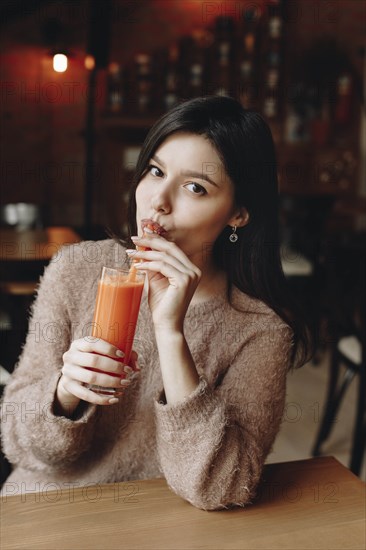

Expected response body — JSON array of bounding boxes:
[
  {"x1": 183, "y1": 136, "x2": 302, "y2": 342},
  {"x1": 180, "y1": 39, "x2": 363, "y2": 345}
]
[
  {"x1": 280, "y1": 194, "x2": 336, "y2": 360},
  {"x1": 0, "y1": 204, "x2": 44, "y2": 372},
  {"x1": 312, "y1": 235, "x2": 366, "y2": 476}
]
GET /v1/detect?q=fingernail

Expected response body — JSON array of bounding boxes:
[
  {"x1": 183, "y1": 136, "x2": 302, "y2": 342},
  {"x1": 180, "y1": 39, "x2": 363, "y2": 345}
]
[
  {"x1": 120, "y1": 379, "x2": 131, "y2": 386},
  {"x1": 126, "y1": 249, "x2": 136, "y2": 255},
  {"x1": 109, "y1": 398, "x2": 119, "y2": 404},
  {"x1": 131, "y1": 236, "x2": 140, "y2": 241},
  {"x1": 124, "y1": 365, "x2": 133, "y2": 375},
  {"x1": 116, "y1": 350, "x2": 124, "y2": 358}
]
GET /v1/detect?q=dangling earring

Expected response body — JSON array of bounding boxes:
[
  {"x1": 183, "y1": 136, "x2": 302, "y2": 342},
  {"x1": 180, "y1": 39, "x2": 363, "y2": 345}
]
[{"x1": 229, "y1": 226, "x2": 238, "y2": 243}]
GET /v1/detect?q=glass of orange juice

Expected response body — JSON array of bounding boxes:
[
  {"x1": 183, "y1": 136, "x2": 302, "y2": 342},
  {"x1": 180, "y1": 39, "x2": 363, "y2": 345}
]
[{"x1": 87, "y1": 266, "x2": 145, "y2": 395}]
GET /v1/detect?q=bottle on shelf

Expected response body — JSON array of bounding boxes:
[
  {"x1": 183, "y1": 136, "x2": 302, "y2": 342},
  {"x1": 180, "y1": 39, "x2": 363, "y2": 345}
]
[
  {"x1": 334, "y1": 73, "x2": 353, "y2": 127},
  {"x1": 158, "y1": 44, "x2": 181, "y2": 112},
  {"x1": 260, "y1": 0, "x2": 286, "y2": 135},
  {"x1": 208, "y1": 16, "x2": 235, "y2": 97},
  {"x1": 236, "y1": 7, "x2": 263, "y2": 109},
  {"x1": 126, "y1": 54, "x2": 155, "y2": 116},
  {"x1": 106, "y1": 62, "x2": 125, "y2": 113},
  {"x1": 263, "y1": 67, "x2": 281, "y2": 118},
  {"x1": 179, "y1": 30, "x2": 210, "y2": 99},
  {"x1": 268, "y1": 1, "x2": 283, "y2": 40}
]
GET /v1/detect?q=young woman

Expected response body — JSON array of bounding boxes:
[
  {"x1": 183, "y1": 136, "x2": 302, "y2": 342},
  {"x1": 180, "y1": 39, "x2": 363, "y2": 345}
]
[{"x1": 1, "y1": 96, "x2": 310, "y2": 509}]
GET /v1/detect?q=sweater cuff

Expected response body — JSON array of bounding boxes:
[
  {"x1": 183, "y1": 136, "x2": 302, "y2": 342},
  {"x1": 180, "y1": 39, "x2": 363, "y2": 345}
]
[
  {"x1": 44, "y1": 371, "x2": 97, "y2": 425},
  {"x1": 154, "y1": 376, "x2": 223, "y2": 433}
]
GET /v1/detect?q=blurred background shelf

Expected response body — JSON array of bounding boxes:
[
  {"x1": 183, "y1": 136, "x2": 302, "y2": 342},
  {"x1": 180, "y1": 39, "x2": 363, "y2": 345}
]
[{"x1": 1, "y1": 0, "x2": 364, "y2": 236}]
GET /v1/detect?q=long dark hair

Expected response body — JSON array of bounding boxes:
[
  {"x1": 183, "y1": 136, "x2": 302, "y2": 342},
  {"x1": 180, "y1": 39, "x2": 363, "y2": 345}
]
[{"x1": 126, "y1": 96, "x2": 312, "y2": 367}]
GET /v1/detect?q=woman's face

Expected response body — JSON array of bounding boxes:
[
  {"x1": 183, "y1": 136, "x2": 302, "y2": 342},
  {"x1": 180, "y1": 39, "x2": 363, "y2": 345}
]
[{"x1": 135, "y1": 132, "x2": 244, "y2": 268}]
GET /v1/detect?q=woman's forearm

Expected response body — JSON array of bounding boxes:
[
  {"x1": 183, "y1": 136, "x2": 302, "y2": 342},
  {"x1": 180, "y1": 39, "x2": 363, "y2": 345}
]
[{"x1": 154, "y1": 329, "x2": 200, "y2": 405}]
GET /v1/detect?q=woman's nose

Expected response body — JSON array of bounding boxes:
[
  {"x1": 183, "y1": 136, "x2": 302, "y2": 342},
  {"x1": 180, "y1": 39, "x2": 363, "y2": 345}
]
[{"x1": 151, "y1": 185, "x2": 172, "y2": 214}]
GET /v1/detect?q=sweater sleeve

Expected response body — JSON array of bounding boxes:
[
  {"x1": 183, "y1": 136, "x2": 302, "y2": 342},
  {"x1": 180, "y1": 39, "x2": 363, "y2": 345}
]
[
  {"x1": 0, "y1": 249, "x2": 99, "y2": 473},
  {"x1": 154, "y1": 324, "x2": 293, "y2": 510}
]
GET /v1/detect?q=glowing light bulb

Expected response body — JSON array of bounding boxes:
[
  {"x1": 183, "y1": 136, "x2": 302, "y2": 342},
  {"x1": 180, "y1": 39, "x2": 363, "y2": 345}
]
[
  {"x1": 84, "y1": 55, "x2": 95, "y2": 70},
  {"x1": 53, "y1": 53, "x2": 68, "y2": 72}
]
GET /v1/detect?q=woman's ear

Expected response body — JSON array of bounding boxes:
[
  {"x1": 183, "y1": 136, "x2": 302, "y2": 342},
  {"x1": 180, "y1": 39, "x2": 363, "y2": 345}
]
[{"x1": 229, "y1": 207, "x2": 250, "y2": 228}]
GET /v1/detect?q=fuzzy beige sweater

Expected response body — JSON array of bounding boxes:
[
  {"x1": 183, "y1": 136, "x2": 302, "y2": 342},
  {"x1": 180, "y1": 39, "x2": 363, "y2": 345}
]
[{"x1": 1, "y1": 240, "x2": 293, "y2": 510}]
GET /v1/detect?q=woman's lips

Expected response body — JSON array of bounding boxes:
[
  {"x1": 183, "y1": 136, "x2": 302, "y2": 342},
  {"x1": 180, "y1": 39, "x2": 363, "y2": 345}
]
[{"x1": 141, "y1": 218, "x2": 167, "y2": 236}]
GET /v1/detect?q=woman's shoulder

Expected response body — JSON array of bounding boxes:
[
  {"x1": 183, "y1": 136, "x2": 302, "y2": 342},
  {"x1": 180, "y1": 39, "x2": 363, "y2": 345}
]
[
  {"x1": 58, "y1": 238, "x2": 127, "y2": 265},
  {"x1": 190, "y1": 285, "x2": 289, "y2": 331},
  {"x1": 52, "y1": 238, "x2": 127, "y2": 268},
  {"x1": 41, "y1": 239, "x2": 129, "y2": 288},
  {"x1": 230, "y1": 286, "x2": 290, "y2": 331}
]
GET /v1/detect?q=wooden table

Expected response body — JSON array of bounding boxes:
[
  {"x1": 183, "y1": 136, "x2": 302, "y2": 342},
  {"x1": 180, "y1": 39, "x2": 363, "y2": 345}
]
[
  {"x1": 1, "y1": 457, "x2": 365, "y2": 550},
  {"x1": 0, "y1": 227, "x2": 81, "y2": 363},
  {"x1": 0, "y1": 226, "x2": 81, "y2": 294},
  {"x1": 0, "y1": 227, "x2": 81, "y2": 262}
]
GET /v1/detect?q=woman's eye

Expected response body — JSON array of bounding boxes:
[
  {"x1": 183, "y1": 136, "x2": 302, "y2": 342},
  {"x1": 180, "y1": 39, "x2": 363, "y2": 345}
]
[
  {"x1": 184, "y1": 182, "x2": 207, "y2": 195},
  {"x1": 148, "y1": 165, "x2": 163, "y2": 178}
]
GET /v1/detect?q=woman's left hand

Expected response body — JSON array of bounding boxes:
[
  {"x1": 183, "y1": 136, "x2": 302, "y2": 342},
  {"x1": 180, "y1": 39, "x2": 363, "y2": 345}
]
[{"x1": 127, "y1": 235, "x2": 201, "y2": 332}]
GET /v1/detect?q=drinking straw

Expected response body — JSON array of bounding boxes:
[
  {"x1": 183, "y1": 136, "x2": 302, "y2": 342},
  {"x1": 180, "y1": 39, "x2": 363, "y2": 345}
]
[
  {"x1": 127, "y1": 257, "x2": 138, "y2": 282},
  {"x1": 127, "y1": 222, "x2": 156, "y2": 282}
]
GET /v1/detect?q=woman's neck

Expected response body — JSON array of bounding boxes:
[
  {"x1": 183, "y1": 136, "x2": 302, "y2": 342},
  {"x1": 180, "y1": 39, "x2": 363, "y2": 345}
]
[{"x1": 191, "y1": 262, "x2": 228, "y2": 305}]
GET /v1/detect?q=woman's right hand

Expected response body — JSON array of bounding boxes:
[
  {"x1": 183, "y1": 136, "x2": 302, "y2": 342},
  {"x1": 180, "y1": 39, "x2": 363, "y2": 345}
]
[{"x1": 55, "y1": 338, "x2": 138, "y2": 417}]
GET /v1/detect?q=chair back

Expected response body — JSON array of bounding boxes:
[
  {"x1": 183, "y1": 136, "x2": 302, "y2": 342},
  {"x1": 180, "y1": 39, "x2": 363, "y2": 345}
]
[
  {"x1": 325, "y1": 234, "x2": 366, "y2": 364},
  {"x1": 280, "y1": 194, "x2": 335, "y2": 261}
]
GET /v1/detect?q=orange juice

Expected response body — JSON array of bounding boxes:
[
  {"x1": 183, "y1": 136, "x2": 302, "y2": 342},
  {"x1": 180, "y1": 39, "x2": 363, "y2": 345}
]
[{"x1": 91, "y1": 267, "x2": 145, "y2": 363}]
